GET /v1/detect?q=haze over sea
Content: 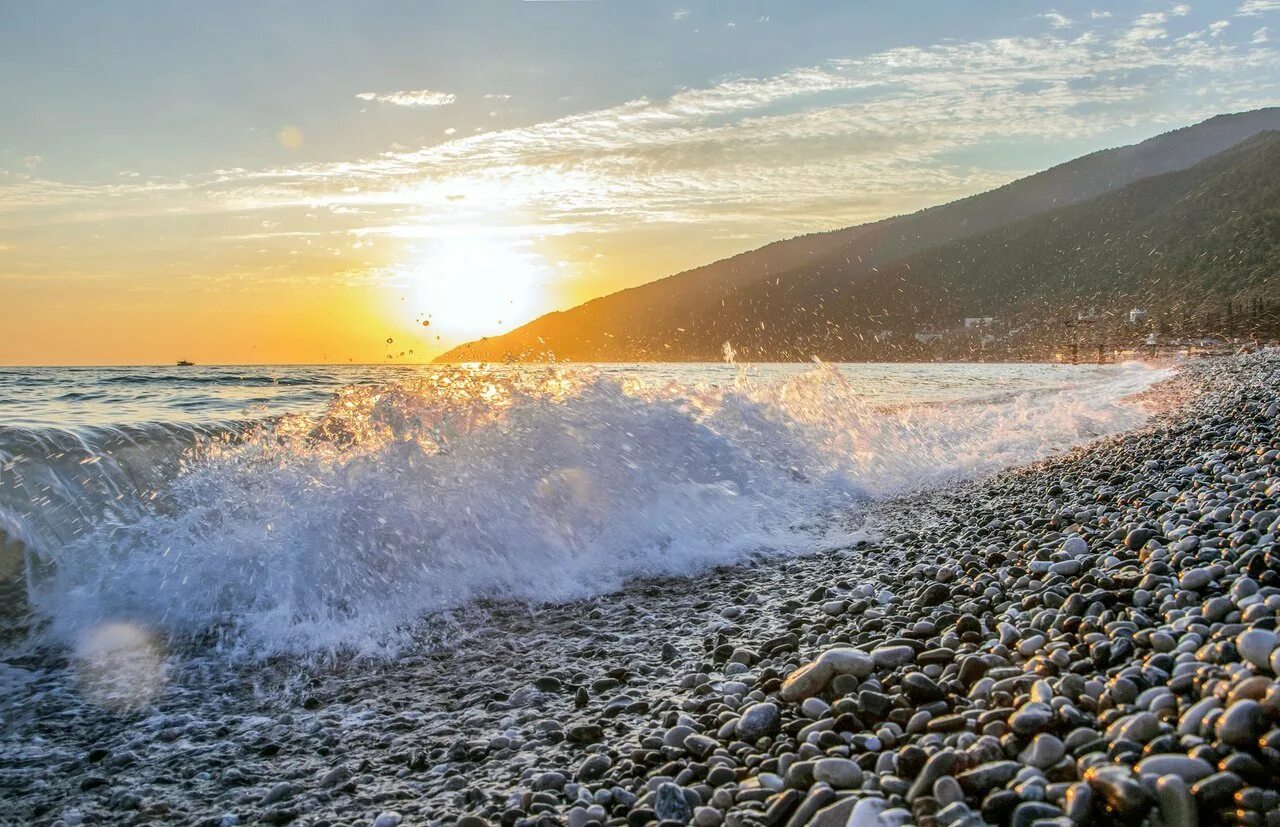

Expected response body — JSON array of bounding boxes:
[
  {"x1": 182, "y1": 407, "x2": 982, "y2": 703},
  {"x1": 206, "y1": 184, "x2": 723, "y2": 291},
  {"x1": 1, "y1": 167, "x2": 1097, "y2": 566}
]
[{"x1": 0, "y1": 361, "x2": 1166, "y2": 658}]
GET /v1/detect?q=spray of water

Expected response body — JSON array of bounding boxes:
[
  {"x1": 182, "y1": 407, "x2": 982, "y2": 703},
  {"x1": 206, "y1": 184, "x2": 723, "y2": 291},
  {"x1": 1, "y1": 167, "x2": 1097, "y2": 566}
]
[{"x1": 13, "y1": 362, "x2": 1166, "y2": 657}]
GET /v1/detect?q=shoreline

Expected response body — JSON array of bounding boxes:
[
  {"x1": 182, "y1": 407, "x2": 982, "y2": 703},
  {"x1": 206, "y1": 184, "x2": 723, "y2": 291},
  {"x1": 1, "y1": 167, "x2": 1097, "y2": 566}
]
[{"x1": 3, "y1": 353, "x2": 1280, "y2": 826}]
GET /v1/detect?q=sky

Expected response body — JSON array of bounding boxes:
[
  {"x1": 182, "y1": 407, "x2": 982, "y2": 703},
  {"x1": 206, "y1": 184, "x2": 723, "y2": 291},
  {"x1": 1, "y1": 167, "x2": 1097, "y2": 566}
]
[{"x1": 1, "y1": 0, "x2": 1278, "y2": 365}]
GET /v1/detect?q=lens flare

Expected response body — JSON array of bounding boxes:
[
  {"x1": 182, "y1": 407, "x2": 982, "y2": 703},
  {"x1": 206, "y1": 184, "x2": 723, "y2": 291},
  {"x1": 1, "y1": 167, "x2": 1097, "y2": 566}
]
[
  {"x1": 73, "y1": 622, "x2": 167, "y2": 713},
  {"x1": 278, "y1": 126, "x2": 303, "y2": 149}
]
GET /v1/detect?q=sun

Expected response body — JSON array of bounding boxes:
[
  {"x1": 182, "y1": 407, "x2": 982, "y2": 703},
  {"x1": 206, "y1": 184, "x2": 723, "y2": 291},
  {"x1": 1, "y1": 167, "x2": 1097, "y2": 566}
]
[{"x1": 401, "y1": 232, "x2": 553, "y2": 338}]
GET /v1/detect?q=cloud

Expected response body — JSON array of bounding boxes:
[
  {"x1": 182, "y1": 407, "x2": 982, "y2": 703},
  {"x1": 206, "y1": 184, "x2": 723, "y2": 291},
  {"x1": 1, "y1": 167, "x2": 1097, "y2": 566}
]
[
  {"x1": 1255, "y1": 25, "x2": 1272, "y2": 41},
  {"x1": 1123, "y1": 12, "x2": 1170, "y2": 42},
  {"x1": 1041, "y1": 10, "x2": 1073, "y2": 28},
  {"x1": 673, "y1": 9, "x2": 689, "y2": 20},
  {"x1": 1171, "y1": 4, "x2": 1192, "y2": 16},
  {"x1": 1210, "y1": 20, "x2": 1232, "y2": 34},
  {"x1": 1238, "y1": 0, "x2": 1280, "y2": 14},
  {"x1": 355, "y1": 89, "x2": 456, "y2": 107},
  {"x1": 1091, "y1": 10, "x2": 1114, "y2": 18},
  {"x1": 6, "y1": 13, "x2": 1278, "y2": 258}
]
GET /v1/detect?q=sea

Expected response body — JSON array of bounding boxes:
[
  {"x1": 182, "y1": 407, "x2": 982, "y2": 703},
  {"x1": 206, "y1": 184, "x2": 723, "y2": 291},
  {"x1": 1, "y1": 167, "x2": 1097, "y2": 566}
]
[{"x1": 0, "y1": 361, "x2": 1170, "y2": 659}]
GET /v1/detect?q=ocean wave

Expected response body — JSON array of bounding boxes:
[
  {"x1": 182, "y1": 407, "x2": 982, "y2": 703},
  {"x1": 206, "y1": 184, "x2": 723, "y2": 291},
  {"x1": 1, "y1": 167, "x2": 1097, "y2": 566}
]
[{"x1": 4, "y1": 362, "x2": 1168, "y2": 657}]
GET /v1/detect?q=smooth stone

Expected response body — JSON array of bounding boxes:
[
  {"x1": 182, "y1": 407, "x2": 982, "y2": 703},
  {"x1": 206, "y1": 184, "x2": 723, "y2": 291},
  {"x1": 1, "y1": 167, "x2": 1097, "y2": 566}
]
[
  {"x1": 576, "y1": 753, "x2": 612, "y2": 781},
  {"x1": 692, "y1": 806, "x2": 721, "y2": 827},
  {"x1": 737, "y1": 702, "x2": 780, "y2": 741},
  {"x1": 807, "y1": 796, "x2": 858, "y2": 827},
  {"x1": 906, "y1": 749, "x2": 957, "y2": 802},
  {"x1": 871, "y1": 646, "x2": 915, "y2": 669},
  {"x1": 1062, "y1": 782, "x2": 1092, "y2": 822},
  {"x1": 1085, "y1": 765, "x2": 1152, "y2": 816},
  {"x1": 1236, "y1": 628, "x2": 1279, "y2": 673},
  {"x1": 901, "y1": 672, "x2": 945, "y2": 703},
  {"x1": 260, "y1": 783, "x2": 294, "y2": 806},
  {"x1": 372, "y1": 814, "x2": 402, "y2": 827},
  {"x1": 847, "y1": 797, "x2": 894, "y2": 827},
  {"x1": 1134, "y1": 754, "x2": 1214, "y2": 783},
  {"x1": 1018, "y1": 734, "x2": 1066, "y2": 770},
  {"x1": 1214, "y1": 700, "x2": 1266, "y2": 748},
  {"x1": 1009, "y1": 702, "x2": 1054, "y2": 736},
  {"x1": 1176, "y1": 697, "x2": 1221, "y2": 736},
  {"x1": 787, "y1": 787, "x2": 837, "y2": 827},
  {"x1": 1009, "y1": 801, "x2": 1062, "y2": 827},
  {"x1": 811, "y1": 758, "x2": 862, "y2": 789},
  {"x1": 801, "y1": 697, "x2": 831, "y2": 720},
  {"x1": 1017, "y1": 635, "x2": 1046, "y2": 658},
  {"x1": 1107, "y1": 711, "x2": 1161, "y2": 743},
  {"x1": 654, "y1": 782, "x2": 692, "y2": 823},
  {"x1": 664, "y1": 725, "x2": 695, "y2": 749},
  {"x1": 1179, "y1": 569, "x2": 1213, "y2": 591},
  {"x1": 956, "y1": 760, "x2": 1021, "y2": 795},
  {"x1": 823, "y1": 647, "x2": 875, "y2": 678},
  {"x1": 1189, "y1": 771, "x2": 1243, "y2": 805},
  {"x1": 1155, "y1": 774, "x2": 1196, "y2": 827},
  {"x1": 780, "y1": 648, "x2": 873, "y2": 701},
  {"x1": 932, "y1": 776, "x2": 964, "y2": 806},
  {"x1": 683, "y1": 734, "x2": 718, "y2": 759},
  {"x1": 1062, "y1": 536, "x2": 1088, "y2": 556}
]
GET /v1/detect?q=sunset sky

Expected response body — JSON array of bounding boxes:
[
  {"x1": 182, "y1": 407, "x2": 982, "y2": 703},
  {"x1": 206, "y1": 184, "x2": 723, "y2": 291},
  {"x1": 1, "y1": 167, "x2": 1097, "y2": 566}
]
[{"x1": 2, "y1": 0, "x2": 1278, "y2": 365}]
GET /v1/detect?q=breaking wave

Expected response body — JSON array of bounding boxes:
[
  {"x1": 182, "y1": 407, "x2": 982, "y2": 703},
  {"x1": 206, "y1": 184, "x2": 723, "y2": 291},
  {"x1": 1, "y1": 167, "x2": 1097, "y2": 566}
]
[{"x1": 2, "y1": 362, "x2": 1168, "y2": 657}]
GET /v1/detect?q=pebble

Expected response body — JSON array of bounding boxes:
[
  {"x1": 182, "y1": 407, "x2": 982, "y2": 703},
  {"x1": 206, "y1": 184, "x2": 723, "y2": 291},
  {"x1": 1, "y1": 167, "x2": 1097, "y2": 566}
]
[
  {"x1": 654, "y1": 782, "x2": 691, "y2": 823},
  {"x1": 812, "y1": 757, "x2": 863, "y2": 789},
  {"x1": 1215, "y1": 700, "x2": 1266, "y2": 748},
  {"x1": 1155, "y1": 775, "x2": 1196, "y2": 827},
  {"x1": 871, "y1": 645, "x2": 914, "y2": 669},
  {"x1": 1236, "y1": 628, "x2": 1279, "y2": 672},
  {"x1": 736, "y1": 702, "x2": 780, "y2": 741},
  {"x1": 1133, "y1": 754, "x2": 1214, "y2": 782},
  {"x1": 1018, "y1": 734, "x2": 1065, "y2": 769}
]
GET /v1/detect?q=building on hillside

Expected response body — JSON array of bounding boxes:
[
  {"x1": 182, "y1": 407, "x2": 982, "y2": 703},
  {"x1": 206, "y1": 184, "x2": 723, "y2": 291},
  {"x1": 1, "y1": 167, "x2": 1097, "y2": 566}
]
[
  {"x1": 963, "y1": 317, "x2": 995, "y2": 330},
  {"x1": 914, "y1": 331, "x2": 944, "y2": 344},
  {"x1": 1078, "y1": 307, "x2": 1100, "y2": 322},
  {"x1": 1129, "y1": 308, "x2": 1149, "y2": 324}
]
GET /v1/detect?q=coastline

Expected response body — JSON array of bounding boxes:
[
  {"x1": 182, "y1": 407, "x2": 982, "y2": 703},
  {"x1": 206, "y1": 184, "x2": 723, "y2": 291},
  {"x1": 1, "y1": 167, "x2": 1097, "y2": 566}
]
[{"x1": 3, "y1": 353, "x2": 1280, "y2": 826}]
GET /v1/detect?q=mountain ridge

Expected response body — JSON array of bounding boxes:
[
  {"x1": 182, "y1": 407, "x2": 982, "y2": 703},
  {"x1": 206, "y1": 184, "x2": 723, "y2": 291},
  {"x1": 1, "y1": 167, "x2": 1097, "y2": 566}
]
[{"x1": 437, "y1": 108, "x2": 1280, "y2": 362}]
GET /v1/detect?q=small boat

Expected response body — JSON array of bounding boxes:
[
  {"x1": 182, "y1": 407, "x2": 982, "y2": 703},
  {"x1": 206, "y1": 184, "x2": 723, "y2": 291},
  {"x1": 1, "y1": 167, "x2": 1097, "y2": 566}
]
[{"x1": 176, "y1": 360, "x2": 195, "y2": 367}]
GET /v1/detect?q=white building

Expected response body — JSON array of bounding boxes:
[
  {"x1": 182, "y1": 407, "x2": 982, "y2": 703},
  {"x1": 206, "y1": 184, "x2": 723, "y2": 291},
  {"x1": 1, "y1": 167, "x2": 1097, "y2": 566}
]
[
  {"x1": 964, "y1": 317, "x2": 995, "y2": 330},
  {"x1": 1129, "y1": 308, "x2": 1149, "y2": 324}
]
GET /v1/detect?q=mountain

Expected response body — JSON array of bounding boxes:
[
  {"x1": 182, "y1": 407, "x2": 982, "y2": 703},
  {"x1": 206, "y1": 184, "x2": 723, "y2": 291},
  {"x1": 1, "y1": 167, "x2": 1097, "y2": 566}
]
[{"x1": 437, "y1": 109, "x2": 1280, "y2": 362}]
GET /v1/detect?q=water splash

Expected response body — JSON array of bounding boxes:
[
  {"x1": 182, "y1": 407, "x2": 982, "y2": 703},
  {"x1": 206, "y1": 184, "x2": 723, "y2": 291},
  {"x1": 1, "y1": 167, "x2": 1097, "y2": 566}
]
[{"x1": 12, "y1": 362, "x2": 1167, "y2": 657}]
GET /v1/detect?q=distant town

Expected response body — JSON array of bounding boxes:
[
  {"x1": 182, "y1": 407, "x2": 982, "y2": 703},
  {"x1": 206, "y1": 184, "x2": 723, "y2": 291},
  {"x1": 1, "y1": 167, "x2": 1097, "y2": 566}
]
[{"x1": 892, "y1": 299, "x2": 1279, "y2": 363}]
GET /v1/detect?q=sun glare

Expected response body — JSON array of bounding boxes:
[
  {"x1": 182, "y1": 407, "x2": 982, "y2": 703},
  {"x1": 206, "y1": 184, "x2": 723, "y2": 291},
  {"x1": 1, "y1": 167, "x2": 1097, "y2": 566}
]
[{"x1": 401, "y1": 232, "x2": 553, "y2": 339}]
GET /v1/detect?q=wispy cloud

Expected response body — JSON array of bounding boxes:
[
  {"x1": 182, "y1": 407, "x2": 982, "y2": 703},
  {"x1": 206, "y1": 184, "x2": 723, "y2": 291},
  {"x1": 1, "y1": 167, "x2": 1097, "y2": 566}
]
[
  {"x1": 1238, "y1": 0, "x2": 1280, "y2": 15},
  {"x1": 673, "y1": 9, "x2": 689, "y2": 21},
  {"x1": 5, "y1": 12, "x2": 1278, "y2": 270},
  {"x1": 1041, "y1": 10, "x2": 1073, "y2": 29},
  {"x1": 1255, "y1": 26, "x2": 1272, "y2": 41},
  {"x1": 355, "y1": 89, "x2": 456, "y2": 107}
]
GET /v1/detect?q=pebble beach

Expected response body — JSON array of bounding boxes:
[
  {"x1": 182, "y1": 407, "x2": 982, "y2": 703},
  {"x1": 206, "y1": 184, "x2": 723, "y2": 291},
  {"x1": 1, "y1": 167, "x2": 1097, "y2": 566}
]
[{"x1": 5, "y1": 352, "x2": 1280, "y2": 827}]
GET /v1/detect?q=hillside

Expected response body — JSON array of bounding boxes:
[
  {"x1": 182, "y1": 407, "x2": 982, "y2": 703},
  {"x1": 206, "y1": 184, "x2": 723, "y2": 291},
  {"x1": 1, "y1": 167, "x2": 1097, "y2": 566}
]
[
  {"x1": 709, "y1": 131, "x2": 1280, "y2": 359},
  {"x1": 438, "y1": 109, "x2": 1280, "y2": 362}
]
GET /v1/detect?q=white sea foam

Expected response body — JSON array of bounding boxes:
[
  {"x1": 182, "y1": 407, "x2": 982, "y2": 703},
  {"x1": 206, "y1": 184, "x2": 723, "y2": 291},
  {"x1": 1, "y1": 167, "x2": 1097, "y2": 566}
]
[{"x1": 20, "y1": 361, "x2": 1168, "y2": 657}]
